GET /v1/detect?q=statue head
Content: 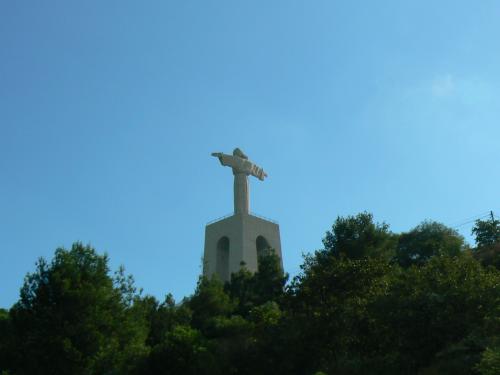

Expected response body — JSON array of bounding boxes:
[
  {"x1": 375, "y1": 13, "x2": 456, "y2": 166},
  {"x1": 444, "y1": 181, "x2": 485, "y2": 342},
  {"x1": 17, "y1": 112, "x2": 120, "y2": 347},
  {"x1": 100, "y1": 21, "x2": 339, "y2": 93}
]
[{"x1": 233, "y1": 148, "x2": 248, "y2": 159}]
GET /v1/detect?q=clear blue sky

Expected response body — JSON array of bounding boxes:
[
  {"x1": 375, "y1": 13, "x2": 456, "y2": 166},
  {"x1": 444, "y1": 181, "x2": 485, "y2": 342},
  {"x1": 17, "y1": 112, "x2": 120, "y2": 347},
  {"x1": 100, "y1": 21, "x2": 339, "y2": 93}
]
[{"x1": 1, "y1": 1, "x2": 499, "y2": 308}]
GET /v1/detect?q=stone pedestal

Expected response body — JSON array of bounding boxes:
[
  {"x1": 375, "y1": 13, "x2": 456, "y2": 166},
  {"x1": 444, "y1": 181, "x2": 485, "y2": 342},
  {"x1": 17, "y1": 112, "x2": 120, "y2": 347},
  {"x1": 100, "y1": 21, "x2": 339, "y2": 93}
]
[{"x1": 203, "y1": 213, "x2": 282, "y2": 282}]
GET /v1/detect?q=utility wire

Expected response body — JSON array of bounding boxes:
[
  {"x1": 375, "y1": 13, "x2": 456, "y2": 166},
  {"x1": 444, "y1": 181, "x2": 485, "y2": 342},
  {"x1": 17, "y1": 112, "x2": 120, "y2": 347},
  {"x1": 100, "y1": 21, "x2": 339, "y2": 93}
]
[
  {"x1": 449, "y1": 211, "x2": 490, "y2": 227},
  {"x1": 452, "y1": 213, "x2": 491, "y2": 229},
  {"x1": 451, "y1": 209, "x2": 500, "y2": 230},
  {"x1": 456, "y1": 211, "x2": 490, "y2": 223}
]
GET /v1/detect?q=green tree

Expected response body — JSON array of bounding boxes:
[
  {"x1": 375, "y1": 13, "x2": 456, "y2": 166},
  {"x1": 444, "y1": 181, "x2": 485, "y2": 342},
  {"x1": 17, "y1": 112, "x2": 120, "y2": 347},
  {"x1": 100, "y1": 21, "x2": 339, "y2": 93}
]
[
  {"x1": 136, "y1": 293, "x2": 192, "y2": 349},
  {"x1": 477, "y1": 347, "x2": 500, "y2": 375},
  {"x1": 375, "y1": 254, "x2": 499, "y2": 373},
  {"x1": 146, "y1": 324, "x2": 218, "y2": 375},
  {"x1": 222, "y1": 250, "x2": 288, "y2": 374},
  {"x1": 473, "y1": 214, "x2": 500, "y2": 248},
  {"x1": 184, "y1": 276, "x2": 258, "y2": 375},
  {"x1": 285, "y1": 252, "x2": 393, "y2": 374},
  {"x1": 252, "y1": 248, "x2": 288, "y2": 305},
  {"x1": 472, "y1": 215, "x2": 500, "y2": 268},
  {"x1": 9, "y1": 243, "x2": 148, "y2": 375},
  {"x1": 244, "y1": 301, "x2": 285, "y2": 375},
  {"x1": 0, "y1": 309, "x2": 14, "y2": 373},
  {"x1": 225, "y1": 267, "x2": 255, "y2": 317},
  {"x1": 226, "y1": 249, "x2": 288, "y2": 316},
  {"x1": 188, "y1": 276, "x2": 234, "y2": 335},
  {"x1": 475, "y1": 302, "x2": 500, "y2": 375},
  {"x1": 4, "y1": 213, "x2": 498, "y2": 375},
  {"x1": 396, "y1": 221, "x2": 465, "y2": 268},
  {"x1": 322, "y1": 212, "x2": 397, "y2": 260}
]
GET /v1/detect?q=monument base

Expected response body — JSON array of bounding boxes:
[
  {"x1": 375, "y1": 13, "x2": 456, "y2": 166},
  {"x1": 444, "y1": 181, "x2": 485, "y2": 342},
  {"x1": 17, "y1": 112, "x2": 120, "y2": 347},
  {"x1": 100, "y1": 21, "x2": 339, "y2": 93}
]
[{"x1": 203, "y1": 213, "x2": 282, "y2": 282}]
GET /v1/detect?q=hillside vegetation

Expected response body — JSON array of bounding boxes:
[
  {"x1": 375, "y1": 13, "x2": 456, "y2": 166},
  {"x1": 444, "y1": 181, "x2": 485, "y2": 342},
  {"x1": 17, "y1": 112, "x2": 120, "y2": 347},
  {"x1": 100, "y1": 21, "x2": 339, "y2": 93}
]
[{"x1": 1, "y1": 212, "x2": 499, "y2": 375}]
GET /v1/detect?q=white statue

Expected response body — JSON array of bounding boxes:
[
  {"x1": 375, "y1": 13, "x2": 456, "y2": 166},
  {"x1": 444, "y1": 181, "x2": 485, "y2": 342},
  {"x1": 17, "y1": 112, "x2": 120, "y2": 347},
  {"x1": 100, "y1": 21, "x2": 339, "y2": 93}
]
[{"x1": 211, "y1": 148, "x2": 267, "y2": 214}]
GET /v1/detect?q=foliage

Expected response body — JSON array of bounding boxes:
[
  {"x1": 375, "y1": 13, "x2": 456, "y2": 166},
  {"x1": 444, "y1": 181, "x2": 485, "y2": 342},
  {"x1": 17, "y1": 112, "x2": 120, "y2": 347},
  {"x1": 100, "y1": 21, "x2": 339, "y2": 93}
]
[
  {"x1": 473, "y1": 215, "x2": 500, "y2": 248},
  {"x1": 472, "y1": 216, "x2": 500, "y2": 269},
  {"x1": 226, "y1": 248, "x2": 288, "y2": 317},
  {"x1": 146, "y1": 324, "x2": 217, "y2": 375},
  {"x1": 0, "y1": 309, "x2": 13, "y2": 373},
  {"x1": 2, "y1": 213, "x2": 499, "y2": 374},
  {"x1": 188, "y1": 276, "x2": 235, "y2": 335},
  {"x1": 7, "y1": 243, "x2": 148, "y2": 375},
  {"x1": 396, "y1": 221, "x2": 465, "y2": 267},
  {"x1": 285, "y1": 253, "x2": 394, "y2": 374},
  {"x1": 322, "y1": 212, "x2": 398, "y2": 260},
  {"x1": 374, "y1": 254, "x2": 499, "y2": 373},
  {"x1": 477, "y1": 347, "x2": 500, "y2": 375},
  {"x1": 474, "y1": 243, "x2": 500, "y2": 269}
]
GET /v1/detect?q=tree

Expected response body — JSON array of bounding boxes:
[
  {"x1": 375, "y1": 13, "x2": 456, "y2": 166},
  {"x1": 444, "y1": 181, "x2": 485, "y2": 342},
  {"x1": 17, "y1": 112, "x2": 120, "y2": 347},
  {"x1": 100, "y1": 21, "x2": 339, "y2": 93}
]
[
  {"x1": 473, "y1": 214, "x2": 500, "y2": 248},
  {"x1": 252, "y1": 248, "x2": 288, "y2": 305},
  {"x1": 9, "y1": 243, "x2": 148, "y2": 375},
  {"x1": 226, "y1": 249, "x2": 288, "y2": 317},
  {"x1": 0, "y1": 309, "x2": 14, "y2": 373},
  {"x1": 136, "y1": 293, "x2": 192, "y2": 349},
  {"x1": 322, "y1": 212, "x2": 397, "y2": 260},
  {"x1": 3, "y1": 213, "x2": 498, "y2": 375},
  {"x1": 477, "y1": 347, "x2": 500, "y2": 375},
  {"x1": 146, "y1": 324, "x2": 218, "y2": 375},
  {"x1": 396, "y1": 221, "x2": 465, "y2": 268},
  {"x1": 472, "y1": 214, "x2": 500, "y2": 269},
  {"x1": 225, "y1": 267, "x2": 256, "y2": 317},
  {"x1": 285, "y1": 252, "x2": 393, "y2": 374},
  {"x1": 215, "y1": 249, "x2": 288, "y2": 374},
  {"x1": 188, "y1": 276, "x2": 234, "y2": 335},
  {"x1": 374, "y1": 254, "x2": 500, "y2": 373}
]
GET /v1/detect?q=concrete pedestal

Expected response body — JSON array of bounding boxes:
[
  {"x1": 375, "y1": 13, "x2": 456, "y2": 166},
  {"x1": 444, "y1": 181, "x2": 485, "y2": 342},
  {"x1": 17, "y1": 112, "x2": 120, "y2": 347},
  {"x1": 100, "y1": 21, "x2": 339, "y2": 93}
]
[{"x1": 203, "y1": 213, "x2": 282, "y2": 282}]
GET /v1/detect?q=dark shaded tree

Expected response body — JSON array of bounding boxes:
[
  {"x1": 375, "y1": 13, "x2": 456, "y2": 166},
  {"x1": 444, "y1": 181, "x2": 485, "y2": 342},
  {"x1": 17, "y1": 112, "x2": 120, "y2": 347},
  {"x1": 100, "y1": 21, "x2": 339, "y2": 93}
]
[
  {"x1": 252, "y1": 248, "x2": 288, "y2": 304},
  {"x1": 223, "y1": 250, "x2": 288, "y2": 374},
  {"x1": 188, "y1": 276, "x2": 234, "y2": 334},
  {"x1": 0, "y1": 308, "x2": 14, "y2": 373},
  {"x1": 3, "y1": 213, "x2": 499, "y2": 375},
  {"x1": 322, "y1": 212, "x2": 397, "y2": 260},
  {"x1": 473, "y1": 214, "x2": 500, "y2": 248},
  {"x1": 284, "y1": 252, "x2": 394, "y2": 374},
  {"x1": 396, "y1": 221, "x2": 465, "y2": 268},
  {"x1": 374, "y1": 254, "x2": 499, "y2": 374},
  {"x1": 226, "y1": 249, "x2": 288, "y2": 317},
  {"x1": 137, "y1": 293, "x2": 192, "y2": 348},
  {"x1": 9, "y1": 243, "x2": 148, "y2": 375},
  {"x1": 472, "y1": 215, "x2": 500, "y2": 269},
  {"x1": 146, "y1": 324, "x2": 218, "y2": 375}
]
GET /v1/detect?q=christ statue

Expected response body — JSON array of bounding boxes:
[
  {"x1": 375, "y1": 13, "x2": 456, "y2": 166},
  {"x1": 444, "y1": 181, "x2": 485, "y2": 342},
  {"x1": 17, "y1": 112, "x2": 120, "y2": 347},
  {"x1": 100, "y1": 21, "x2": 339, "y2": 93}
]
[{"x1": 211, "y1": 148, "x2": 267, "y2": 214}]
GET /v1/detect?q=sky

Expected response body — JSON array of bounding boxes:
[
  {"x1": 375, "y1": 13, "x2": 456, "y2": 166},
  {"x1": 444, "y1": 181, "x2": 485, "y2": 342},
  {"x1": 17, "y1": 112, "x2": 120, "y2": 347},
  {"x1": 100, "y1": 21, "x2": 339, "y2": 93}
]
[{"x1": 1, "y1": 1, "x2": 499, "y2": 308}]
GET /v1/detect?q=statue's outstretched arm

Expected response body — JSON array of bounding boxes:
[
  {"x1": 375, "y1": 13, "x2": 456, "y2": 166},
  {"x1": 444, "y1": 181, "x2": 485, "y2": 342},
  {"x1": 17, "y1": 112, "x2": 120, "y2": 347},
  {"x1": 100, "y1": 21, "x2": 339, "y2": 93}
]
[
  {"x1": 250, "y1": 164, "x2": 268, "y2": 180},
  {"x1": 211, "y1": 152, "x2": 237, "y2": 168},
  {"x1": 211, "y1": 151, "x2": 267, "y2": 179}
]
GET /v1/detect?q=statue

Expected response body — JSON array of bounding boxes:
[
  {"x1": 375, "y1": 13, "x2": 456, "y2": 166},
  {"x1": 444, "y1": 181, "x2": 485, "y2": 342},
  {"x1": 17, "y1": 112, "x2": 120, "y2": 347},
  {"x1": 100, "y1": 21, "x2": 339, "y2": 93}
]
[
  {"x1": 211, "y1": 148, "x2": 267, "y2": 214},
  {"x1": 204, "y1": 148, "x2": 282, "y2": 281}
]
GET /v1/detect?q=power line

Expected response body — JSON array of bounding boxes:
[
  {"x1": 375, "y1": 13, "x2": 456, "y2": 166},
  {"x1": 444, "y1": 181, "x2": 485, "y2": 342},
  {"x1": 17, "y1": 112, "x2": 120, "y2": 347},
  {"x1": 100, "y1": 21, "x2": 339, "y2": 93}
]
[
  {"x1": 452, "y1": 213, "x2": 491, "y2": 229},
  {"x1": 448, "y1": 211, "x2": 489, "y2": 226},
  {"x1": 451, "y1": 210, "x2": 500, "y2": 231}
]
